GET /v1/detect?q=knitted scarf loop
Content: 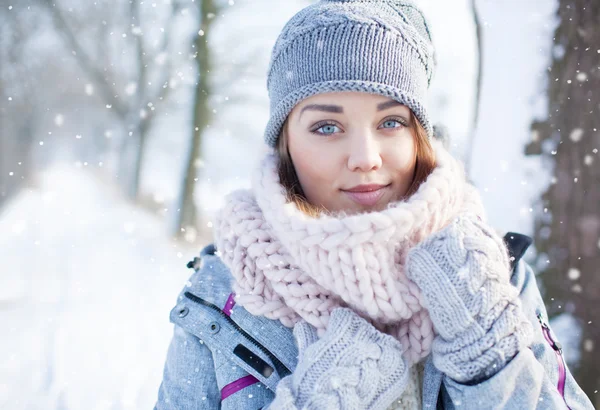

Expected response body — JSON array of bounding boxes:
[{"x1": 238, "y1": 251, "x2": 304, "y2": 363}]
[{"x1": 214, "y1": 138, "x2": 486, "y2": 365}]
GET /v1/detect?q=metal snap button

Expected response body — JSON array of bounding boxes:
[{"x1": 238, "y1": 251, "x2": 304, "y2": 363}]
[
  {"x1": 209, "y1": 321, "x2": 220, "y2": 334},
  {"x1": 178, "y1": 306, "x2": 189, "y2": 318}
]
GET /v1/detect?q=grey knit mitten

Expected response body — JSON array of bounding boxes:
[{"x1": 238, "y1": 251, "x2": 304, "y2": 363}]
[
  {"x1": 268, "y1": 307, "x2": 409, "y2": 410},
  {"x1": 406, "y1": 214, "x2": 534, "y2": 383}
]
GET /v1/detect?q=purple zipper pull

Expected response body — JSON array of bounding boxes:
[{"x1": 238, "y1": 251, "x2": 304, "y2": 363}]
[{"x1": 537, "y1": 312, "x2": 570, "y2": 409}]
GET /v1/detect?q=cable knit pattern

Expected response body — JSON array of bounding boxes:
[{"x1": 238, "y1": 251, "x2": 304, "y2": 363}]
[
  {"x1": 405, "y1": 214, "x2": 534, "y2": 382},
  {"x1": 214, "y1": 138, "x2": 486, "y2": 364},
  {"x1": 267, "y1": 308, "x2": 411, "y2": 410}
]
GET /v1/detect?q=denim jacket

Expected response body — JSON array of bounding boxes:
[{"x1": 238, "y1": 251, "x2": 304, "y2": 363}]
[{"x1": 154, "y1": 233, "x2": 594, "y2": 409}]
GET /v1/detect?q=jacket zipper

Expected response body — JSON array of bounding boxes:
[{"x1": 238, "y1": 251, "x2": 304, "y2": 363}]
[
  {"x1": 183, "y1": 291, "x2": 292, "y2": 378},
  {"x1": 536, "y1": 312, "x2": 570, "y2": 409}
]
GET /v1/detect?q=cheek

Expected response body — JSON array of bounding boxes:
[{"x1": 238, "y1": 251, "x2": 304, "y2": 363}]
[
  {"x1": 292, "y1": 147, "x2": 332, "y2": 186},
  {"x1": 288, "y1": 137, "x2": 338, "y2": 201},
  {"x1": 385, "y1": 138, "x2": 417, "y2": 179}
]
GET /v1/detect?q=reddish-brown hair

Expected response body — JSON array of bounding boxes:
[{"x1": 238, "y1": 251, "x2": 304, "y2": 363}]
[{"x1": 276, "y1": 111, "x2": 437, "y2": 217}]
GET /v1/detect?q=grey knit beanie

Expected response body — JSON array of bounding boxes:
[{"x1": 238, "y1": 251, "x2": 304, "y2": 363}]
[{"x1": 264, "y1": 0, "x2": 436, "y2": 148}]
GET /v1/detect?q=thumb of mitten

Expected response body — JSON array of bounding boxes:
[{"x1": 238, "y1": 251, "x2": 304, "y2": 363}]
[{"x1": 293, "y1": 321, "x2": 319, "y2": 354}]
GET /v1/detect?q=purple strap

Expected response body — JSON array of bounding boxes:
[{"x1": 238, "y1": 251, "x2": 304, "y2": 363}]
[
  {"x1": 221, "y1": 375, "x2": 259, "y2": 400},
  {"x1": 223, "y1": 292, "x2": 236, "y2": 316}
]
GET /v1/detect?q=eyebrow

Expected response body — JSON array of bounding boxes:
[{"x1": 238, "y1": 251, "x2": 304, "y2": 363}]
[{"x1": 298, "y1": 99, "x2": 403, "y2": 121}]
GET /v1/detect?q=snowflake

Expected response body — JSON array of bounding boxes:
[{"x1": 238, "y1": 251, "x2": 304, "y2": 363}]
[
  {"x1": 125, "y1": 82, "x2": 138, "y2": 96},
  {"x1": 567, "y1": 268, "x2": 580, "y2": 281},
  {"x1": 569, "y1": 128, "x2": 583, "y2": 142}
]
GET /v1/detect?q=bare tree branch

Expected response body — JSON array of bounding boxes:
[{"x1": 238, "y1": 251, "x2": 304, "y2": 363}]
[
  {"x1": 39, "y1": 0, "x2": 129, "y2": 118},
  {"x1": 130, "y1": 0, "x2": 147, "y2": 112}
]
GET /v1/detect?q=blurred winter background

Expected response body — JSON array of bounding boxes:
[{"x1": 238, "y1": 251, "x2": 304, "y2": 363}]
[{"x1": 0, "y1": 0, "x2": 598, "y2": 408}]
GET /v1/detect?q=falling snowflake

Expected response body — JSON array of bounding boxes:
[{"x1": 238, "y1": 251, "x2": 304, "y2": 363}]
[
  {"x1": 125, "y1": 82, "x2": 138, "y2": 96},
  {"x1": 194, "y1": 158, "x2": 205, "y2": 168},
  {"x1": 569, "y1": 128, "x2": 583, "y2": 142},
  {"x1": 567, "y1": 268, "x2": 580, "y2": 281}
]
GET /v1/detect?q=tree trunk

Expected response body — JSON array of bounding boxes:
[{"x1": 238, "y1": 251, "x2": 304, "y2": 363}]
[
  {"x1": 174, "y1": 0, "x2": 217, "y2": 239},
  {"x1": 464, "y1": 0, "x2": 483, "y2": 176},
  {"x1": 525, "y1": 0, "x2": 600, "y2": 402},
  {"x1": 128, "y1": 117, "x2": 151, "y2": 201}
]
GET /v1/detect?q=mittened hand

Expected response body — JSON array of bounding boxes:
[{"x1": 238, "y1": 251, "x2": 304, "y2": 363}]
[
  {"x1": 406, "y1": 214, "x2": 533, "y2": 383},
  {"x1": 281, "y1": 308, "x2": 410, "y2": 410}
]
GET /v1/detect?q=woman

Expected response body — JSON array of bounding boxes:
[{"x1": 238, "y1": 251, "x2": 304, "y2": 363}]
[{"x1": 155, "y1": 0, "x2": 594, "y2": 409}]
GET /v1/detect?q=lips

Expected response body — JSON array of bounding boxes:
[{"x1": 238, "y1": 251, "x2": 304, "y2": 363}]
[{"x1": 342, "y1": 184, "x2": 391, "y2": 206}]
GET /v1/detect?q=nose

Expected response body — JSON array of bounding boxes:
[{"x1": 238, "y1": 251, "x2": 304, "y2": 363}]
[{"x1": 347, "y1": 132, "x2": 383, "y2": 172}]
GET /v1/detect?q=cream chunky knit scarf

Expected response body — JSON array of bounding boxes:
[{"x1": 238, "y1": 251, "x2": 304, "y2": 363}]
[{"x1": 214, "y1": 139, "x2": 486, "y2": 365}]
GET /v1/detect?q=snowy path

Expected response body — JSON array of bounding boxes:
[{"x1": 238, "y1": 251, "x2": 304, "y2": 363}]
[{"x1": 0, "y1": 166, "x2": 201, "y2": 410}]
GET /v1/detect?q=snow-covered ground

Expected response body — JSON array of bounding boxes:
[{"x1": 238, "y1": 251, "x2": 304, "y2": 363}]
[
  {"x1": 2, "y1": 0, "x2": 584, "y2": 409},
  {"x1": 0, "y1": 166, "x2": 198, "y2": 409}
]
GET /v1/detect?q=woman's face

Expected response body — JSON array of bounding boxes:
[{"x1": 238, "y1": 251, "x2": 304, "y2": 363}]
[{"x1": 286, "y1": 91, "x2": 417, "y2": 214}]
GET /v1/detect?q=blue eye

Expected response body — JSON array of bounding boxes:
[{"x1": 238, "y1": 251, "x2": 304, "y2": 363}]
[
  {"x1": 311, "y1": 122, "x2": 340, "y2": 136},
  {"x1": 310, "y1": 117, "x2": 408, "y2": 136},
  {"x1": 380, "y1": 119, "x2": 406, "y2": 129}
]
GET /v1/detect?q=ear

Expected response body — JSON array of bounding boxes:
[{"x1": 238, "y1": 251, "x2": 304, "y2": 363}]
[{"x1": 432, "y1": 123, "x2": 450, "y2": 149}]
